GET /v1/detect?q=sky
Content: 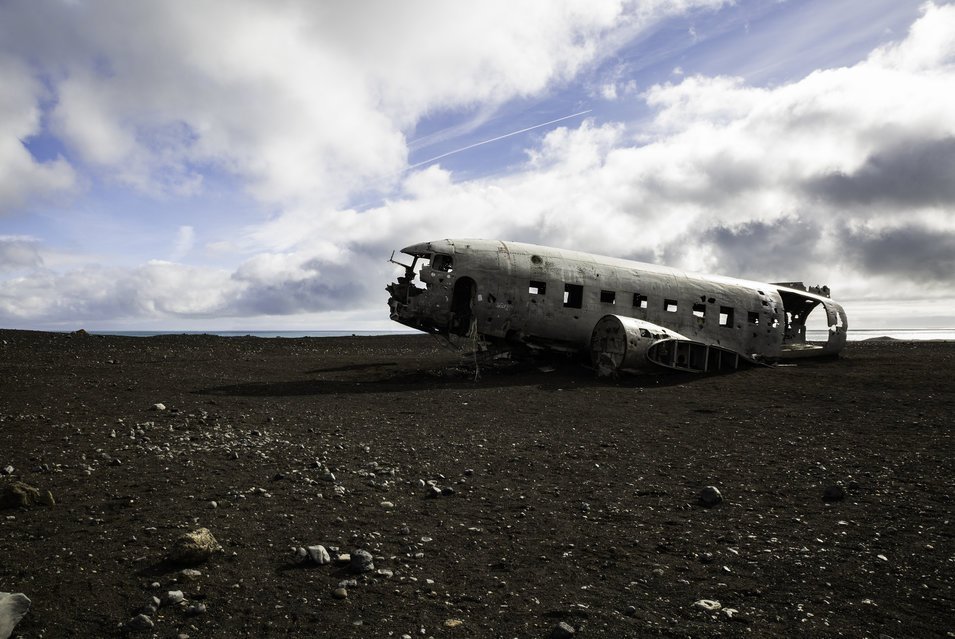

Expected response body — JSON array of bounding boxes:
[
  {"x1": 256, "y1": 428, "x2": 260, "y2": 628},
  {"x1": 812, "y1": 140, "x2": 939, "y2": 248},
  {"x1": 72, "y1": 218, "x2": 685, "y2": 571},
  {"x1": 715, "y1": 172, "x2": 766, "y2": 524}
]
[{"x1": 1, "y1": 0, "x2": 953, "y2": 331}]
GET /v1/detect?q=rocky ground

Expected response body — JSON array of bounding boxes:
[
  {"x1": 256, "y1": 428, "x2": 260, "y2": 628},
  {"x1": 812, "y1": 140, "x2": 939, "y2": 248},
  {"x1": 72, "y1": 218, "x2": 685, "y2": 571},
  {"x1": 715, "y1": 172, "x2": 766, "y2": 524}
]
[{"x1": 0, "y1": 329, "x2": 952, "y2": 638}]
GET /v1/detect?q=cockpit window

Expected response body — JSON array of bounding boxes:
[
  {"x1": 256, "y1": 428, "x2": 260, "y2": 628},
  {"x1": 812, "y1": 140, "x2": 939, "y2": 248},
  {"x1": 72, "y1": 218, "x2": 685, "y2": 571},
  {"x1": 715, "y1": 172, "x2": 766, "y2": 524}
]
[{"x1": 431, "y1": 254, "x2": 453, "y2": 272}]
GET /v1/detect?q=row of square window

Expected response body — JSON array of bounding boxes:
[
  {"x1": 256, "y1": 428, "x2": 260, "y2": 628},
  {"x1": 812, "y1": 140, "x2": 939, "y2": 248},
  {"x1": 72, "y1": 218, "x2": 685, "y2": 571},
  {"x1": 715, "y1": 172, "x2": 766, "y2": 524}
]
[{"x1": 529, "y1": 281, "x2": 763, "y2": 327}]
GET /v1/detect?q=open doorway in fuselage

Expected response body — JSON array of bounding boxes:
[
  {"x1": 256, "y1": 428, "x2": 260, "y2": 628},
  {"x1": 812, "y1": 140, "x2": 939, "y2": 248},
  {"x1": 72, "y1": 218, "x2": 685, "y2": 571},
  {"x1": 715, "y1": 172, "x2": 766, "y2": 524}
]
[{"x1": 450, "y1": 277, "x2": 476, "y2": 336}]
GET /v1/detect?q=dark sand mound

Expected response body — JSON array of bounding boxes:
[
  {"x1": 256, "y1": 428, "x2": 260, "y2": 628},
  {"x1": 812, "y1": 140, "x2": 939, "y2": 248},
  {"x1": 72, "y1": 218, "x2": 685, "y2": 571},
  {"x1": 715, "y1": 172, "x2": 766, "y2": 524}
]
[{"x1": 0, "y1": 330, "x2": 952, "y2": 637}]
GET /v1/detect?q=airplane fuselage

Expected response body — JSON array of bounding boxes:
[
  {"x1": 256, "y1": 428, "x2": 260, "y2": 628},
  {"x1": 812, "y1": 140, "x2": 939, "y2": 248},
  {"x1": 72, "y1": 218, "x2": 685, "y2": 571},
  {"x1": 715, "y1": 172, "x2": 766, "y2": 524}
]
[{"x1": 387, "y1": 239, "x2": 848, "y2": 373}]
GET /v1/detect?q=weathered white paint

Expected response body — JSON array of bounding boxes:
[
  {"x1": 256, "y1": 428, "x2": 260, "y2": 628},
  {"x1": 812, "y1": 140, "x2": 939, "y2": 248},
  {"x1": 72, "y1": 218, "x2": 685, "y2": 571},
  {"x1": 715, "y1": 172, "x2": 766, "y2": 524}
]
[{"x1": 387, "y1": 239, "x2": 848, "y2": 373}]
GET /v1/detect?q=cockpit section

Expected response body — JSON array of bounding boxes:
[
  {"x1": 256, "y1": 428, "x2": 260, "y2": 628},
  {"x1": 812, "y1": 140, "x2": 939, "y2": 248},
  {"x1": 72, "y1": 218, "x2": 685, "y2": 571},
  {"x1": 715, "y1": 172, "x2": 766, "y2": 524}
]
[{"x1": 386, "y1": 244, "x2": 459, "y2": 334}]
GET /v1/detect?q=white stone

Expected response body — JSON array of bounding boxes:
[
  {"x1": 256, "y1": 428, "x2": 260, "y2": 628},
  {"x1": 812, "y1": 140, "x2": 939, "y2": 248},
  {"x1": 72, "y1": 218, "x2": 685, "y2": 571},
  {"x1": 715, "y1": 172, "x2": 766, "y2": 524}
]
[
  {"x1": 0, "y1": 593, "x2": 31, "y2": 639},
  {"x1": 307, "y1": 545, "x2": 331, "y2": 565},
  {"x1": 693, "y1": 599, "x2": 722, "y2": 612}
]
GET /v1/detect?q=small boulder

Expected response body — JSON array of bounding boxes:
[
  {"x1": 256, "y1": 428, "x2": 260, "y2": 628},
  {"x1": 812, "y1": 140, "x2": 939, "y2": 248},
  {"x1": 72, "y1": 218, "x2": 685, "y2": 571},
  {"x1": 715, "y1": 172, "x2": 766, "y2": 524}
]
[
  {"x1": 698, "y1": 486, "x2": 723, "y2": 508},
  {"x1": 0, "y1": 592, "x2": 31, "y2": 639},
  {"x1": 0, "y1": 482, "x2": 46, "y2": 509},
  {"x1": 549, "y1": 621, "x2": 575, "y2": 638},
  {"x1": 823, "y1": 483, "x2": 846, "y2": 502},
  {"x1": 291, "y1": 547, "x2": 309, "y2": 564},
  {"x1": 350, "y1": 549, "x2": 374, "y2": 573},
  {"x1": 125, "y1": 613, "x2": 154, "y2": 633},
  {"x1": 307, "y1": 545, "x2": 331, "y2": 565},
  {"x1": 168, "y1": 528, "x2": 222, "y2": 566},
  {"x1": 693, "y1": 599, "x2": 722, "y2": 612}
]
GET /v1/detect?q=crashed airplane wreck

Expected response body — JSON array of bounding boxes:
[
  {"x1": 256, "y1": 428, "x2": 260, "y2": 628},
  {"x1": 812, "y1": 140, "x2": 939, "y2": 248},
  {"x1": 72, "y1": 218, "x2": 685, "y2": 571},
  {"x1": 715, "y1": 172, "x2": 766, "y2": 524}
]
[{"x1": 387, "y1": 239, "x2": 848, "y2": 375}]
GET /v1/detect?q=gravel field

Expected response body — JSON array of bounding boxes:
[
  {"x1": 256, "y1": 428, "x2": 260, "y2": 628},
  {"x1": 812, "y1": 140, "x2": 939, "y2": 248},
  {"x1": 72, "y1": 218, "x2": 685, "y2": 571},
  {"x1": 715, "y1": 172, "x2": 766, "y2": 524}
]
[{"x1": 0, "y1": 329, "x2": 952, "y2": 638}]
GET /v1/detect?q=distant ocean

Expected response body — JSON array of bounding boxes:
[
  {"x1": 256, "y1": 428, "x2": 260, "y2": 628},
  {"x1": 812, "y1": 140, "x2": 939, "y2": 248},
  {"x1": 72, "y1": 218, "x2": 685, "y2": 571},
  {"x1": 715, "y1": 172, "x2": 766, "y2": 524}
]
[
  {"x1": 807, "y1": 328, "x2": 955, "y2": 342},
  {"x1": 84, "y1": 328, "x2": 955, "y2": 341},
  {"x1": 88, "y1": 330, "x2": 417, "y2": 338}
]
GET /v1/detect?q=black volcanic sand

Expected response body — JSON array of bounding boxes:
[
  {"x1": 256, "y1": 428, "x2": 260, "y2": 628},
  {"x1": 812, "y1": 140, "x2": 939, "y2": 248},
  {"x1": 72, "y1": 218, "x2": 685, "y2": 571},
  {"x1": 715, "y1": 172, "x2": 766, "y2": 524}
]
[{"x1": 0, "y1": 329, "x2": 952, "y2": 638}]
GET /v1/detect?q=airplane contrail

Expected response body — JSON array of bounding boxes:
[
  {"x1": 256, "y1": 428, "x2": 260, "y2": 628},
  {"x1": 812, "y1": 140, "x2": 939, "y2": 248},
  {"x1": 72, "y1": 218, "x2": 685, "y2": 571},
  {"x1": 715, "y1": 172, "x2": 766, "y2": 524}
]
[{"x1": 408, "y1": 109, "x2": 592, "y2": 170}]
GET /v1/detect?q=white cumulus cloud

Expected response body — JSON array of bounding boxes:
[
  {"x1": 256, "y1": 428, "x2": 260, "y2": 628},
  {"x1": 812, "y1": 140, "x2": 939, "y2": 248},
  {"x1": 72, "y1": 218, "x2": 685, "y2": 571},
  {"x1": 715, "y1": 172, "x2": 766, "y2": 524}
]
[
  {"x1": 0, "y1": 0, "x2": 951, "y2": 330},
  {"x1": 0, "y1": 57, "x2": 75, "y2": 212}
]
